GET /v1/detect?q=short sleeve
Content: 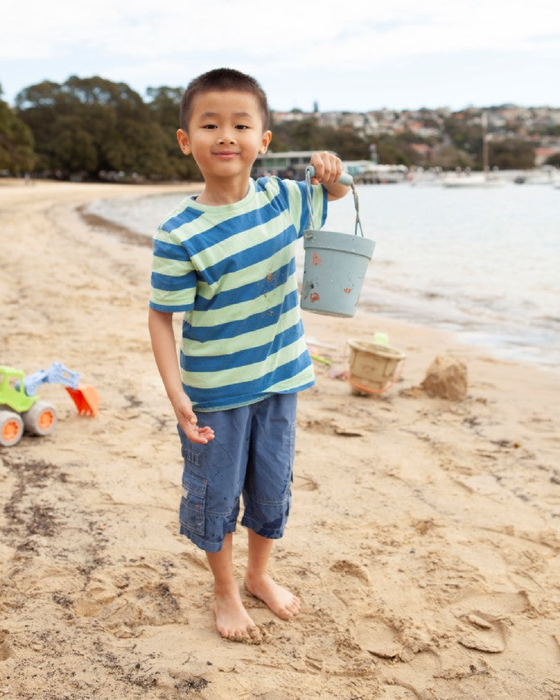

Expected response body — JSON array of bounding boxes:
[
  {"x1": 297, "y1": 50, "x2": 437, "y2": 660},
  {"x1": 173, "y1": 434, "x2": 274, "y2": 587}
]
[{"x1": 149, "y1": 229, "x2": 197, "y2": 313}]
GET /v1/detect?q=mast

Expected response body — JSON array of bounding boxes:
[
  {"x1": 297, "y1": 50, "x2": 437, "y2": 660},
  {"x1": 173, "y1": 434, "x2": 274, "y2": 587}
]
[{"x1": 482, "y1": 110, "x2": 489, "y2": 173}]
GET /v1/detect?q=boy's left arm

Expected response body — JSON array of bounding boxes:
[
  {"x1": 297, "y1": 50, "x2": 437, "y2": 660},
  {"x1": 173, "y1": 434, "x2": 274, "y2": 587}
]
[{"x1": 309, "y1": 151, "x2": 350, "y2": 201}]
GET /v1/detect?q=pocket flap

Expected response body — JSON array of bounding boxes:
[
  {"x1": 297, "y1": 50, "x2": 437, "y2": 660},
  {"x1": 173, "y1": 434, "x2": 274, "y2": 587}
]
[{"x1": 182, "y1": 471, "x2": 207, "y2": 499}]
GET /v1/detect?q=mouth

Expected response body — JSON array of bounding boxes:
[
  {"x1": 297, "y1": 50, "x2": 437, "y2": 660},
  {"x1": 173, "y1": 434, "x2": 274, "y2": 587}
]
[{"x1": 213, "y1": 151, "x2": 239, "y2": 159}]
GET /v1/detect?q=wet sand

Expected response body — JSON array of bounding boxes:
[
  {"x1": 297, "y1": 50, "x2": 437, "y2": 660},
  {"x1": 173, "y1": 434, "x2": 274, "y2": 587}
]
[{"x1": 1, "y1": 179, "x2": 559, "y2": 699}]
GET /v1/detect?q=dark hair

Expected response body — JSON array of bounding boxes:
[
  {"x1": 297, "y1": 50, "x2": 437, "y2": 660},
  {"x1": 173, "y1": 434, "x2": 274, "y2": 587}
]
[{"x1": 179, "y1": 68, "x2": 270, "y2": 132}]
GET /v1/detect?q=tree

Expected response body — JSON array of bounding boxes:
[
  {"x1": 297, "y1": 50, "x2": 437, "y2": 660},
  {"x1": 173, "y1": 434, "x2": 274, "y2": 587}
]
[
  {"x1": 16, "y1": 77, "x2": 180, "y2": 180},
  {"x1": 146, "y1": 86, "x2": 202, "y2": 181},
  {"x1": 321, "y1": 128, "x2": 370, "y2": 160},
  {"x1": 371, "y1": 136, "x2": 422, "y2": 167},
  {"x1": 430, "y1": 145, "x2": 474, "y2": 169},
  {"x1": 270, "y1": 118, "x2": 370, "y2": 160},
  {"x1": 544, "y1": 152, "x2": 560, "y2": 167},
  {"x1": 489, "y1": 139, "x2": 534, "y2": 170},
  {"x1": 0, "y1": 84, "x2": 36, "y2": 174},
  {"x1": 443, "y1": 113, "x2": 485, "y2": 167},
  {"x1": 272, "y1": 117, "x2": 322, "y2": 151},
  {"x1": 46, "y1": 115, "x2": 97, "y2": 174}
]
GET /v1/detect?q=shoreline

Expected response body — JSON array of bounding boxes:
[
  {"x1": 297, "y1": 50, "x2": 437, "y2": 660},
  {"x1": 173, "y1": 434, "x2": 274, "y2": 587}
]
[
  {"x1": 78, "y1": 182, "x2": 560, "y2": 375},
  {"x1": 1, "y1": 180, "x2": 559, "y2": 699}
]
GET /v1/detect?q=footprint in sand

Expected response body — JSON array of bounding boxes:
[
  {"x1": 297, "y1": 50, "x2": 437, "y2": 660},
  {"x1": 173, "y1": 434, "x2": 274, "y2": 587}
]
[
  {"x1": 376, "y1": 687, "x2": 424, "y2": 700},
  {"x1": 458, "y1": 611, "x2": 507, "y2": 653},
  {"x1": 353, "y1": 615, "x2": 401, "y2": 659},
  {"x1": 0, "y1": 629, "x2": 13, "y2": 661},
  {"x1": 330, "y1": 559, "x2": 369, "y2": 583},
  {"x1": 293, "y1": 473, "x2": 319, "y2": 492},
  {"x1": 74, "y1": 565, "x2": 187, "y2": 638}
]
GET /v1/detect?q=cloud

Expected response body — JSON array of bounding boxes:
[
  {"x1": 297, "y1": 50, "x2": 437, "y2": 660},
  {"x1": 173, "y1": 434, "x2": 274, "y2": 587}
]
[
  {"x1": 2, "y1": 0, "x2": 558, "y2": 109},
  {"x1": 2, "y1": 0, "x2": 559, "y2": 65}
]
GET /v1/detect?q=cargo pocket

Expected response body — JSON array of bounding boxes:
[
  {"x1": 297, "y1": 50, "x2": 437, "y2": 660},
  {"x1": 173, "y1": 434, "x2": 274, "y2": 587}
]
[{"x1": 180, "y1": 471, "x2": 207, "y2": 536}]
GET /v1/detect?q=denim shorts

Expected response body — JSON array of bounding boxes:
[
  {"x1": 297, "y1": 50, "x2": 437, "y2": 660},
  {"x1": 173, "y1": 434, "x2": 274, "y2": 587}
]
[{"x1": 177, "y1": 393, "x2": 297, "y2": 553}]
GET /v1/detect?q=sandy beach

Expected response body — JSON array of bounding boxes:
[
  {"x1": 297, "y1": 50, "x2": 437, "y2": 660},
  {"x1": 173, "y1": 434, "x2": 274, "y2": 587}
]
[{"x1": 1, "y1": 179, "x2": 559, "y2": 700}]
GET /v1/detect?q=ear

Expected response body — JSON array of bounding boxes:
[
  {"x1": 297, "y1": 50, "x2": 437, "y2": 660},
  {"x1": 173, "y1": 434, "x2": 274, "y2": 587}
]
[
  {"x1": 177, "y1": 129, "x2": 191, "y2": 156},
  {"x1": 259, "y1": 130, "x2": 272, "y2": 155}
]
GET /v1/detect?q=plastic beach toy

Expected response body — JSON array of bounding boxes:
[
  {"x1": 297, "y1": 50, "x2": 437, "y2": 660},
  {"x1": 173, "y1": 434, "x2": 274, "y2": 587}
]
[
  {"x1": 300, "y1": 166, "x2": 375, "y2": 318},
  {"x1": 347, "y1": 338, "x2": 405, "y2": 395},
  {"x1": 0, "y1": 362, "x2": 99, "y2": 447}
]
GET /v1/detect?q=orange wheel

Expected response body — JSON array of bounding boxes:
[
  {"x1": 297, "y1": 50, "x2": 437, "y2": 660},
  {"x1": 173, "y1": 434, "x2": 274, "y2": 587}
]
[
  {"x1": 3, "y1": 419, "x2": 20, "y2": 441},
  {"x1": 22, "y1": 401, "x2": 58, "y2": 436},
  {"x1": 0, "y1": 411, "x2": 24, "y2": 447},
  {"x1": 38, "y1": 408, "x2": 55, "y2": 431}
]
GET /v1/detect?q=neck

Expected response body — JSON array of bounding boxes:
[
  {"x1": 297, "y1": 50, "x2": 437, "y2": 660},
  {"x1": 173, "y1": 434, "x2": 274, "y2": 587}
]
[{"x1": 196, "y1": 176, "x2": 251, "y2": 206}]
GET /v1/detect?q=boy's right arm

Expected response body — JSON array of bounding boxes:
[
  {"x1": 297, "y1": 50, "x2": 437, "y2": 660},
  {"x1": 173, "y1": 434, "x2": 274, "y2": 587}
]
[{"x1": 148, "y1": 308, "x2": 214, "y2": 444}]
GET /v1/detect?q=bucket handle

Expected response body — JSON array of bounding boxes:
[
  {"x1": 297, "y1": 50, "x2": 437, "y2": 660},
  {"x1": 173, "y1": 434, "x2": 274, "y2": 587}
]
[{"x1": 305, "y1": 166, "x2": 365, "y2": 237}]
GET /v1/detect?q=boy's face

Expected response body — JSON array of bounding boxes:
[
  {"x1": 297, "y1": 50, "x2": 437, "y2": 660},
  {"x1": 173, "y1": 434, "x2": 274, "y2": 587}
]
[{"x1": 177, "y1": 90, "x2": 271, "y2": 182}]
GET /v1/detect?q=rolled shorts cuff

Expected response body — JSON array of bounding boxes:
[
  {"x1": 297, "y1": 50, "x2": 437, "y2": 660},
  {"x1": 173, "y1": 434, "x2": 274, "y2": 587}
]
[
  {"x1": 179, "y1": 521, "x2": 237, "y2": 553},
  {"x1": 240, "y1": 512, "x2": 288, "y2": 540}
]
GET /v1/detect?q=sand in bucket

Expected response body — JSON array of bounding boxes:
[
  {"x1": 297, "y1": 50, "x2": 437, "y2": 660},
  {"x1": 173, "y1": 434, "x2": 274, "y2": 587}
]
[
  {"x1": 347, "y1": 339, "x2": 406, "y2": 395},
  {"x1": 300, "y1": 168, "x2": 375, "y2": 318}
]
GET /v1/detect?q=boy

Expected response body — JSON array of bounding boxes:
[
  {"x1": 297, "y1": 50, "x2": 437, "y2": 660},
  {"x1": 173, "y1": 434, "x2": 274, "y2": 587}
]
[{"x1": 148, "y1": 68, "x2": 349, "y2": 641}]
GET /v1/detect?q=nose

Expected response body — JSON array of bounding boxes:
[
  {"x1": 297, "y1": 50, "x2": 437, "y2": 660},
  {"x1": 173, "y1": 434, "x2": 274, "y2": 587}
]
[{"x1": 218, "y1": 130, "x2": 236, "y2": 144}]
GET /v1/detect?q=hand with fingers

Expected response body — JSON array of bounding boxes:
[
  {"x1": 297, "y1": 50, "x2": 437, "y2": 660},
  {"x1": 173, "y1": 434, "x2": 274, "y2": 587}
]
[
  {"x1": 172, "y1": 392, "x2": 215, "y2": 444},
  {"x1": 309, "y1": 151, "x2": 344, "y2": 185},
  {"x1": 308, "y1": 151, "x2": 350, "y2": 201}
]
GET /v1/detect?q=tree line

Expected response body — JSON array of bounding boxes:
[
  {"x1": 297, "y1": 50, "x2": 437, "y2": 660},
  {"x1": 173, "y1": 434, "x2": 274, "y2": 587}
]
[
  {"x1": 0, "y1": 75, "x2": 547, "y2": 180},
  {"x1": 1, "y1": 77, "x2": 199, "y2": 181}
]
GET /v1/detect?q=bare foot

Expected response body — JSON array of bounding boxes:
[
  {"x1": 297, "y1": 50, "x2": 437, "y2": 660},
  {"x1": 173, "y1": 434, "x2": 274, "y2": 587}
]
[
  {"x1": 244, "y1": 573, "x2": 301, "y2": 620},
  {"x1": 213, "y1": 583, "x2": 259, "y2": 641}
]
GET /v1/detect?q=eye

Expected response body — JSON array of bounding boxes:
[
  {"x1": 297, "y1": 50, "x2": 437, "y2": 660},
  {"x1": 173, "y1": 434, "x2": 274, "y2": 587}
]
[
  {"x1": 235, "y1": 124, "x2": 250, "y2": 130},
  {"x1": 202, "y1": 124, "x2": 218, "y2": 129}
]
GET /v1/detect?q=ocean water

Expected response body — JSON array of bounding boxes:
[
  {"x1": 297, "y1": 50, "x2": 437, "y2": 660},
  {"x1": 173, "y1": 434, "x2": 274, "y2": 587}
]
[{"x1": 87, "y1": 182, "x2": 560, "y2": 370}]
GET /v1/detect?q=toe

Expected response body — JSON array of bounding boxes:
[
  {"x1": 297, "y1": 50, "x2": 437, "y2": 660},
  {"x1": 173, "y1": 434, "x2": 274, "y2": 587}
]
[
  {"x1": 277, "y1": 607, "x2": 292, "y2": 620},
  {"x1": 284, "y1": 596, "x2": 300, "y2": 617},
  {"x1": 249, "y1": 626, "x2": 262, "y2": 641}
]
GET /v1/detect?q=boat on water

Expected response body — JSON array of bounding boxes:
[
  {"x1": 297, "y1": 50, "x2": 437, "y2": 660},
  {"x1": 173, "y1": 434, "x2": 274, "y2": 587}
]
[
  {"x1": 442, "y1": 172, "x2": 503, "y2": 188},
  {"x1": 409, "y1": 168, "x2": 443, "y2": 187},
  {"x1": 410, "y1": 175, "x2": 443, "y2": 187},
  {"x1": 514, "y1": 167, "x2": 560, "y2": 186}
]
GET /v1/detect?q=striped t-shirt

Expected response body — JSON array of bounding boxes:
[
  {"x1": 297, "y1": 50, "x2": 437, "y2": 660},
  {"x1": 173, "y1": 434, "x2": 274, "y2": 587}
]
[{"x1": 149, "y1": 176, "x2": 328, "y2": 411}]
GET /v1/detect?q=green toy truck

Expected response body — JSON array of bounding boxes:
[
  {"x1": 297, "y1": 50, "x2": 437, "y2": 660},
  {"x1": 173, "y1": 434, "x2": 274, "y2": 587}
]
[{"x1": 0, "y1": 364, "x2": 99, "y2": 447}]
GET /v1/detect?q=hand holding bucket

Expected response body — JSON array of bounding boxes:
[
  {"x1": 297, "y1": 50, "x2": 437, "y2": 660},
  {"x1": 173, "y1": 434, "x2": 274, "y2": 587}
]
[
  {"x1": 306, "y1": 165, "x2": 354, "y2": 188},
  {"x1": 301, "y1": 167, "x2": 376, "y2": 318}
]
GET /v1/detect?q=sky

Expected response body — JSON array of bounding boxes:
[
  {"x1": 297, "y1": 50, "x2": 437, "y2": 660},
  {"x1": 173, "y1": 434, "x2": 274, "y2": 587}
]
[{"x1": 1, "y1": 0, "x2": 559, "y2": 113}]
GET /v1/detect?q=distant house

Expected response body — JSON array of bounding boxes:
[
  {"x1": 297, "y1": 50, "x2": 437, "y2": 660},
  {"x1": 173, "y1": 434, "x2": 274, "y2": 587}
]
[
  {"x1": 252, "y1": 152, "x2": 408, "y2": 183},
  {"x1": 411, "y1": 143, "x2": 433, "y2": 161},
  {"x1": 272, "y1": 111, "x2": 308, "y2": 124},
  {"x1": 534, "y1": 147, "x2": 560, "y2": 166},
  {"x1": 253, "y1": 151, "x2": 329, "y2": 179},
  {"x1": 342, "y1": 160, "x2": 408, "y2": 184}
]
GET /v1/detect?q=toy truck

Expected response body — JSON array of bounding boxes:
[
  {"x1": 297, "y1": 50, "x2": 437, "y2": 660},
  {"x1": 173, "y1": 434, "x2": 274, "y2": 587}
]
[{"x1": 0, "y1": 363, "x2": 99, "y2": 447}]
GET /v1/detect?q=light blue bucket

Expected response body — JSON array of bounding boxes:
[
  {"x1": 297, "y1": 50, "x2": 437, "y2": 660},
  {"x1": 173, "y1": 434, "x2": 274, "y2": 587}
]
[
  {"x1": 301, "y1": 230, "x2": 375, "y2": 317},
  {"x1": 301, "y1": 167, "x2": 376, "y2": 318}
]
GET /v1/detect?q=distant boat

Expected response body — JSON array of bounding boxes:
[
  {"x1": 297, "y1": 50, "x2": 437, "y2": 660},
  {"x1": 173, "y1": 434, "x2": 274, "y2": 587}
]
[
  {"x1": 526, "y1": 176, "x2": 557, "y2": 185},
  {"x1": 442, "y1": 111, "x2": 503, "y2": 188},
  {"x1": 442, "y1": 172, "x2": 502, "y2": 188},
  {"x1": 409, "y1": 172, "x2": 443, "y2": 187},
  {"x1": 515, "y1": 169, "x2": 559, "y2": 186}
]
